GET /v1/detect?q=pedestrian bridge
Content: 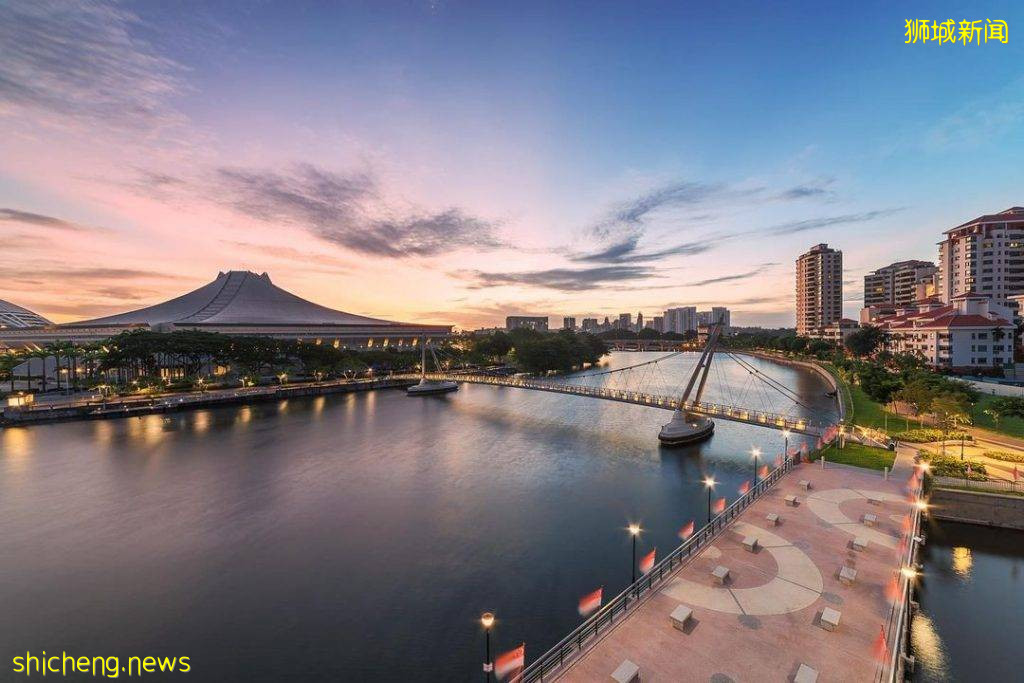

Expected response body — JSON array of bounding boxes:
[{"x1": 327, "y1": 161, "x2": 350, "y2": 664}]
[{"x1": 413, "y1": 372, "x2": 827, "y2": 436}]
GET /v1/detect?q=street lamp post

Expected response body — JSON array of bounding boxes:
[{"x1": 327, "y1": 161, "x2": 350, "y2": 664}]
[
  {"x1": 480, "y1": 612, "x2": 494, "y2": 681},
  {"x1": 628, "y1": 524, "x2": 641, "y2": 584},
  {"x1": 782, "y1": 430, "x2": 790, "y2": 464},
  {"x1": 704, "y1": 477, "x2": 716, "y2": 524},
  {"x1": 751, "y1": 447, "x2": 761, "y2": 487}
]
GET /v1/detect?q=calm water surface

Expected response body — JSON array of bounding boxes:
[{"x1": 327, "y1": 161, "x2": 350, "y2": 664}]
[
  {"x1": 0, "y1": 353, "x2": 834, "y2": 681},
  {"x1": 911, "y1": 520, "x2": 1024, "y2": 682}
]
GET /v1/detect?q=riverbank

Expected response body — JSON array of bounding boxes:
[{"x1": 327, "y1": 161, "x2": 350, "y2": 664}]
[{"x1": 0, "y1": 377, "x2": 416, "y2": 427}]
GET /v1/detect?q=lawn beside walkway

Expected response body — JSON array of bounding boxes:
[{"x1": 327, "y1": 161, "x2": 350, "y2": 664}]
[
  {"x1": 810, "y1": 441, "x2": 896, "y2": 472},
  {"x1": 972, "y1": 394, "x2": 1024, "y2": 439}
]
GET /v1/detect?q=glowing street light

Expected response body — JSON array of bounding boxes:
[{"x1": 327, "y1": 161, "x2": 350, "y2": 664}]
[
  {"x1": 751, "y1": 447, "x2": 761, "y2": 486},
  {"x1": 628, "y1": 523, "x2": 642, "y2": 583},
  {"x1": 480, "y1": 612, "x2": 495, "y2": 681},
  {"x1": 704, "y1": 477, "x2": 716, "y2": 524},
  {"x1": 781, "y1": 429, "x2": 791, "y2": 462}
]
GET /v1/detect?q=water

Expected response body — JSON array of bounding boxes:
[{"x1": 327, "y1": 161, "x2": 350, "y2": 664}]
[
  {"x1": 911, "y1": 519, "x2": 1024, "y2": 682},
  {"x1": 0, "y1": 352, "x2": 834, "y2": 681}
]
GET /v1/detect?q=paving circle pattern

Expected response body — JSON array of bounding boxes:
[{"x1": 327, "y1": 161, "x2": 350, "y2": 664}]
[
  {"x1": 660, "y1": 521, "x2": 823, "y2": 616},
  {"x1": 805, "y1": 488, "x2": 906, "y2": 549}
]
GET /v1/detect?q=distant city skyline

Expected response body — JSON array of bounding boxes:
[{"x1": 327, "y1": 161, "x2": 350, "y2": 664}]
[{"x1": 2, "y1": 1, "x2": 1023, "y2": 329}]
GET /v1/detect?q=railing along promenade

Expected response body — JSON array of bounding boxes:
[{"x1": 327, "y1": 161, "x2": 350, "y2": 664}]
[
  {"x1": 415, "y1": 372, "x2": 820, "y2": 435},
  {"x1": 515, "y1": 451, "x2": 804, "y2": 682}
]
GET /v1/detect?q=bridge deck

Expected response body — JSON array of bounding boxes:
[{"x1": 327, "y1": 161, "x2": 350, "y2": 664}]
[
  {"x1": 555, "y1": 463, "x2": 911, "y2": 682},
  {"x1": 422, "y1": 373, "x2": 825, "y2": 435}
]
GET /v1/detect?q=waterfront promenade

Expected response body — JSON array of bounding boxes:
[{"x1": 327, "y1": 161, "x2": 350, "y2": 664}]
[{"x1": 556, "y1": 463, "x2": 913, "y2": 682}]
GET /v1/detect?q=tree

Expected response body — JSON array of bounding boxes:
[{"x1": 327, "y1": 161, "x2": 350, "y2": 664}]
[
  {"x1": 637, "y1": 327, "x2": 660, "y2": 340},
  {"x1": 932, "y1": 392, "x2": 971, "y2": 440},
  {"x1": 844, "y1": 325, "x2": 885, "y2": 357},
  {"x1": 896, "y1": 377, "x2": 934, "y2": 416}
]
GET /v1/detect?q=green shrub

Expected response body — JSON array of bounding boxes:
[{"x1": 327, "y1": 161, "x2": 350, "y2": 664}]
[
  {"x1": 899, "y1": 428, "x2": 972, "y2": 443},
  {"x1": 981, "y1": 451, "x2": 1024, "y2": 464},
  {"x1": 919, "y1": 451, "x2": 988, "y2": 480}
]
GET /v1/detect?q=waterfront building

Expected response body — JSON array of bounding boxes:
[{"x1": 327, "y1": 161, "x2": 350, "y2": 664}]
[
  {"x1": 863, "y1": 260, "x2": 937, "y2": 308},
  {"x1": 506, "y1": 316, "x2": 549, "y2": 332},
  {"x1": 0, "y1": 271, "x2": 451, "y2": 350},
  {"x1": 664, "y1": 306, "x2": 697, "y2": 334},
  {"x1": 650, "y1": 316, "x2": 664, "y2": 333},
  {"x1": 618, "y1": 313, "x2": 632, "y2": 330},
  {"x1": 635, "y1": 311, "x2": 643, "y2": 331},
  {"x1": 938, "y1": 208, "x2": 1024, "y2": 314},
  {"x1": 874, "y1": 292, "x2": 1014, "y2": 369},
  {"x1": 696, "y1": 307, "x2": 731, "y2": 332},
  {"x1": 796, "y1": 243, "x2": 843, "y2": 337},
  {"x1": 562, "y1": 316, "x2": 576, "y2": 330},
  {"x1": 809, "y1": 318, "x2": 860, "y2": 346},
  {"x1": 581, "y1": 318, "x2": 599, "y2": 332}
]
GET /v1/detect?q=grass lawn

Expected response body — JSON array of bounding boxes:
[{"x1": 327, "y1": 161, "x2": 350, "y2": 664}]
[
  {"x1": 971, "y1": 394, "x2": 1024, "y2": 439},
  {"x1": 812, "y1": 442, "x2": 896, "y2": 472}
]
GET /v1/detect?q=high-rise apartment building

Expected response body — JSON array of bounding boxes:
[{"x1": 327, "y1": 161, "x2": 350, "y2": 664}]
[
  {"x1": 695, "y1": 307, "x2": 731, "y2": 332},
  {"x1": 651, "y1": 316, "x2": 664, "y2": 333},
  {"x1": 581, "y1": 318, "x2": 598, "y2": 332},
  {"x1": 635, "y1": 311, "x2": 643, "y2": 331},
  {"x1": 618, "y1": 313, "x2": 632, "y2": 329},
  {"x1": 506, "y1": 316, "x2": 548, "y2": 331},
  {"x1": 938, "y1": 207, "x2": 1024, "y2": 313},
  {"x1": 562, "y1": 316, "x2": 576, "y2": 330},
  {"x1": 863, "y1": 260, "x2": 937, "y2": 308},
  {"x1": 796, "y1": 243, "x2": 843, "y2": 336},
  {"x1": 663, "y1": 306, "x2": 697, "y2": 334}
]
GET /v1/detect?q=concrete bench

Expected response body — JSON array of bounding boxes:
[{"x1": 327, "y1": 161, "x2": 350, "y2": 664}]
[
  {"x1": 862, "y1": 513, "x2": 878, "y2": 527},
  {"x1": 799, "y1": 480, "x2": 812, "y2": 490},
  {"x1": 785, "y1": 495, "x2": 799, "y2": 506},
  {"x1": 867, "y1": 495, "x2": 882, "y2": 506},
  {"x1": 669, "y1": 604, "x2": 693, "y2": 631},
  {"x1": 712, "y1": 565, "x2": 730, "y2": 585},
  {"x1": 742, "y1": 536, "x2": 759, "y2": 553},
  {"x1": 794, "y1": 663, "x2": 819, "y2": 683},
  {"x1": 852, "y1": 537, "x2": 868, "y2": 551},
  {"x1": 839, "y1": 565, "x2": 857, "y2": 585},
  {"x1": 766, "y1": 512, "x2": 780, "y2": 526},
  {"x1": 611, "y1": 659, "x2": 640, "y2": 683},
  {"x1": 819, "y1": 607, "x2": 841, "y2": 631}
]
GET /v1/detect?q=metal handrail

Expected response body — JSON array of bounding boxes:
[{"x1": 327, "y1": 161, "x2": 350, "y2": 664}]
[{"x1": 514, "y1": 452, "x2": 802, "y2": 682}]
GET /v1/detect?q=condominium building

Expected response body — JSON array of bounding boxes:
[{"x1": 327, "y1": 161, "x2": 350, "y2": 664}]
[
  {"x1": 938, "y1": 207, "x2": 1024, "y2": 313},
  {"x1": 617, "y1": 313, "x2": 632, "y2": 330},
  {"x1": 581, "y1": 318, "x2": 599, "y2": 332},
  {"x1": 650, "y1": 316, "x2": 664, "y2": 333},
  {"x1": 796, "y1": 244, "x2": 843, "y2": 336},
  {"x1": 874, "y1": 293, "x2": 1014, "y2": 369},
  {"x1": 863, "y1": 260, "x2": 937, "y2": 308},
  {"x1": 696, "y1": 307, "x2": 731, "y2": 332},
  {"x1": 562, "y1": 317, "x2": 576, "y2": 330},
  {"x1": 635, "y1": 312, "x2": 643, "y2": 331},
  {"x1": 663, "y1": 306, "x2": 697, "y2": 334},
  {"x1": 506, "y1": 316, "x2": 549, "y2": 331}
]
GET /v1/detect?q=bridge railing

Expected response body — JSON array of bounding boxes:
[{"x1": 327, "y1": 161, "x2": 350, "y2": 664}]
[{"x1": 514, "y1": 451, "x2": 803, "y2": 683}]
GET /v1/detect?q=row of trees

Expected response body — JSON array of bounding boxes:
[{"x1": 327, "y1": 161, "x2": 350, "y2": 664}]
[{"x1": 0, "y1": 328, "x2": 610, "y2": 395}]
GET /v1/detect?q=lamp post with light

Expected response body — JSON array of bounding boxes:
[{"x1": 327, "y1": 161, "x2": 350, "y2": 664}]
[
  {"x1": 628, "y1": 524, "x2": 641, "y2": 583},
  {"x1": 704, "y1": 477, "x2": 716, "y2": 524},
  {"x1": 751, "y1": 447, "x2": 761, "y2": 487},
  {"x1": 480, "y1": 612, "x2": 494, "y2": 681},
  {"x1": 782, "y1": 429, "x2": 790, "y2": 464}
]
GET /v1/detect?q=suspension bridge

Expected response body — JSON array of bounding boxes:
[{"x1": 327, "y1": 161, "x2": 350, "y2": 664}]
[{"x1": 409, "y1": 322, "x2": 841, "y2": 443}]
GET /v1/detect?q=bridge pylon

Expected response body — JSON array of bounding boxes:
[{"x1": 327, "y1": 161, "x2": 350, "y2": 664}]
[{"x1": 658, "y1": 318, "x2": 724, "y2": 446}]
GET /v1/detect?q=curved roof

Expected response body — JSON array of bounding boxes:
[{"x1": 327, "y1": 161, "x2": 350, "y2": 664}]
[
  {"x1": 64, "y1": 271, "x2": 402, "y2": 328},
  {"x1": 0, "y1": 299, "x2": 52, "y2": 328}
]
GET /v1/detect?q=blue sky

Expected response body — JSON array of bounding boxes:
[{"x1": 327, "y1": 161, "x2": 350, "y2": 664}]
[{"x1": 1, "y1": 0, "x2": 1023, "y2": 327}]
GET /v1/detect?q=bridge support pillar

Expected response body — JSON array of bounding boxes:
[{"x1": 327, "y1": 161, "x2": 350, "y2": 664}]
[{"x1": 658, "y1": 409, "x2": 715, "y2": 447}]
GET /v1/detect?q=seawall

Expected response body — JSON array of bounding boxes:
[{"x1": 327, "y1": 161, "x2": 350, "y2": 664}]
[{"x1": 930, "y1": 487, "x2": 1024, "y2": 530}]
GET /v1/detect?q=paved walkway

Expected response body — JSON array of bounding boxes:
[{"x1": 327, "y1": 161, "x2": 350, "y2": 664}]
[{"x1": 558, "y1": 463, "x2": 912, "y2": 682}]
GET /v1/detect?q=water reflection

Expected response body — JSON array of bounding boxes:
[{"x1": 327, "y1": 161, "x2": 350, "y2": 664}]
[
  {"x1": 910, "y1": 613, "x2": 949, "y2": 680},
  {"x1": 950, "y1": 546, "x2": 972, "y2": 578}
]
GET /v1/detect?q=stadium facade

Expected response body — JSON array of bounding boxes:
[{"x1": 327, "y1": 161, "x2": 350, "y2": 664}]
[{"x1": 0, "y1": 271, "x2": 451, "y2": 350}]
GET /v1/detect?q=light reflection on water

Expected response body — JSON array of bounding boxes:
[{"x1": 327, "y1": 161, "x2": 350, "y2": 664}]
[{"x1": 0, "y1": 352, "x2": 832, "y2": 681}]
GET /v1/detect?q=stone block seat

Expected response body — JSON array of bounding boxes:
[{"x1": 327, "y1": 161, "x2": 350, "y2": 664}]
[
  {"x1": 785, "y1": 495, "x2": 799, "y2": 506},
  {"x1": 839, "y1": 566, "x2": 857, "y2": 585},
  {"x1": 862, "y1": 513, "x2": 878, "y2": 527},
  {"x1": 669, "y1": 604, "x2": 693, "y2": 632},
  {"x1": 799, "y1": 480, "x2": 812, "y2": 490},
  {"x1": 794, "y1": 663, "x2": 819, "y2": 683},
  {"x1": 711, "y1": 565, "x2": 730, "y2": 585},
  {"x1": 611, "y1": 659, "x2": 640, "y2": 683},
  {"x1": 867, "y1": 495, "x2": 882, "y2": 506},
  {"x1": 852, "y1": 537, "x2": 868, "y2": 551},
  {"x1": 742, "y1": 536, "x2": 759, "y2": 553},
  {"x1": 819, "y1": 607, "x2": 841, "y2": 632},
  {"x1": 766, "y1": 512, "x2": 780, "y2": 526}
]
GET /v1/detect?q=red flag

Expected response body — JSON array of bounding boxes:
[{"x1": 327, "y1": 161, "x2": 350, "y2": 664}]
[
  {"x1": 1014, "y1": 465, "x2": 1019, "y2": 482},
  {"x1": 639, "y1": 548, "x2": 656, "y2": 575},
  {"x1": 578, "y1": 587, "x2": 603, "y2": 616},
  {"x1": 758, "y1": 464, "x2": 769, "y2": 479},
  {"x1": 885, "y1": 574, "x2": 901, "y2": 603},
  {"x1": 495, "y1": 644, "x2": 525, "y2": 680},
  {"x1": 678, "y1": 520, "x2": 695, "y2": 540},
  {"x1": 800, "y1": 443, "x2": 809, "y2": 454},
  {"x1": 738, "y1": 480, "x2": 750, "y2": 495},
  {"x1": 713, "y1": 497, "x2": 726, "y2": 514},
  {"x1": 872, "y1": 625, "x2": 889, "y2": 662}
]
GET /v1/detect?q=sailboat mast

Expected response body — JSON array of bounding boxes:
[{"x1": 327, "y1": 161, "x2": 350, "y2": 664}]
[{"x1": 421, "y1": 337, "x2": 427, "y2": 381}]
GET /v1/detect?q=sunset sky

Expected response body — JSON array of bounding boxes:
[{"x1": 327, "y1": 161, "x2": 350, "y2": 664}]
[{"x1": 2, "y1": 1, "x2": 1023, "y2": 329}]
